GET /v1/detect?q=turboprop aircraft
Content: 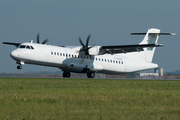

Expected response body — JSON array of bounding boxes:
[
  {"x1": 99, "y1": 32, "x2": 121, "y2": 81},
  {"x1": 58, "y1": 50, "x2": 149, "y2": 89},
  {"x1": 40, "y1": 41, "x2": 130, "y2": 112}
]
[{"x1": 3, "y1": 28, "x2": 176, "y2": 78}]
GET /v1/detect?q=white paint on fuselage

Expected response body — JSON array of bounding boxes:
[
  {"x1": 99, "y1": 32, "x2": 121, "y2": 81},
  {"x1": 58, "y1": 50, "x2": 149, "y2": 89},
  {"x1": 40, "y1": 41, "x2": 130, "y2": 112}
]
[{"x1": 10, "y1": 42, "x2": 158, "y2": 75}]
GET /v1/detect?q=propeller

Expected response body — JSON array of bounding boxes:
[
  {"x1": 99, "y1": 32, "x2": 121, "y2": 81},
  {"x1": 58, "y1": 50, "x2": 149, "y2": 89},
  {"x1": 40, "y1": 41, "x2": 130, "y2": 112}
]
[
  {"x1": 79, "y1": 34, "x2": 94, "y2": 55},
  {"x1": 37, "y1": 33, "x2": 49, "y2": 44}
]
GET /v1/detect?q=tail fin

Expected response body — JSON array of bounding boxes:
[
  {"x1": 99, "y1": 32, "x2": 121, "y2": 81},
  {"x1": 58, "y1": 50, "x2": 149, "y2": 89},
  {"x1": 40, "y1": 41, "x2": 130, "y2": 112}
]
[
  {"x1": 140, "y1": 28, "x2": 160, "y2": 45},
  {"x1": 131, "y1": 28, "x2": 175, "y2": 62}
]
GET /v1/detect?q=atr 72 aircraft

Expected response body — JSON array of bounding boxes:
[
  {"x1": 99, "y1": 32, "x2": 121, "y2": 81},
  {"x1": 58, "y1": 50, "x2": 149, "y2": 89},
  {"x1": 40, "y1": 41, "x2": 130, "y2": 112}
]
[{"x1": 3, "y1": 28, "x2": 175, "y2": 78}]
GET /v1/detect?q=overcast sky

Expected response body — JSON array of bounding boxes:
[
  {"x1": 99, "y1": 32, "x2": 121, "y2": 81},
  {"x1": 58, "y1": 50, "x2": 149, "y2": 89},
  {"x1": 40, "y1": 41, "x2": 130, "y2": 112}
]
[{"x1": 0, "y1": 0, "x2": 179, "y2": 73}]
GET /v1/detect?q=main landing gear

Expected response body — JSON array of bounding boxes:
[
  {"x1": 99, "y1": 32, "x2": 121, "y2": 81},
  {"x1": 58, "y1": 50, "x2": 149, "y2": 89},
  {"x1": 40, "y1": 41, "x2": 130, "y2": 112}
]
[
  {"x1": 87, "y1": 71, "x2": 95, "y2": 78},
  {"x1": 62, "y1": 70, "x2": 95, "y2": 78},
  {"x1": 63, "y1": 71, "x2": 71, "y2": 78}
]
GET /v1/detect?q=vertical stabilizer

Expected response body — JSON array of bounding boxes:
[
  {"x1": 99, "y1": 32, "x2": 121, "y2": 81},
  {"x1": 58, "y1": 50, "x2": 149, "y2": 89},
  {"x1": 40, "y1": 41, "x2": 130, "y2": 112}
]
[
  {"x1": 130, "y1": 28, "x2": 175, "y2": 62},
  {"x1": 140, "y1": 28, "x2": 160, "y2": 45},
  {"x1": 139, "y1": 28, "x2": 160, "y2": 62}
]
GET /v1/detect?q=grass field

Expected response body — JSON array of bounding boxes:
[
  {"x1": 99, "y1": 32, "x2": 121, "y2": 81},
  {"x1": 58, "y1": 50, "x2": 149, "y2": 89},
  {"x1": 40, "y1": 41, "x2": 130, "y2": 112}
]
[{"x1": 0, "y1": 78, "x2": 180, "y2": 120}]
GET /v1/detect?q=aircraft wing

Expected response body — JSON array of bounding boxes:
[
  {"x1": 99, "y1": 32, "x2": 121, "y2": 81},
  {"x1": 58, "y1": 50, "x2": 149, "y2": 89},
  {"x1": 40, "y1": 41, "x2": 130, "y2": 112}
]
[
  {"x1": 100, "y1": 43, "x2": 163, "y2": 54},
  {"x1": 3, "y1": 42, "x2": 21, "y2": 47}
]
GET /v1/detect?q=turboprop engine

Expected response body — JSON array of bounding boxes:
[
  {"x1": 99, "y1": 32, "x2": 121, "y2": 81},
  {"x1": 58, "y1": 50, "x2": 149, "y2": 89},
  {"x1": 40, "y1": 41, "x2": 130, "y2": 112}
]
[
  {"x1": 78, "y1": 35, "x2": 104, "y2": 56},
  {"x1": 88, "y1": 45, "x2": 100, "y2": 55}
]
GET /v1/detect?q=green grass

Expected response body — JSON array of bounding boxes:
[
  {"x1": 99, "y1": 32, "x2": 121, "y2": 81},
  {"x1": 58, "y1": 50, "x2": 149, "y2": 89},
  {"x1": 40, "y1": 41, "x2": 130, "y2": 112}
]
[{"x1": 0, "y1": 78, "x2": 180, "y2": 120}]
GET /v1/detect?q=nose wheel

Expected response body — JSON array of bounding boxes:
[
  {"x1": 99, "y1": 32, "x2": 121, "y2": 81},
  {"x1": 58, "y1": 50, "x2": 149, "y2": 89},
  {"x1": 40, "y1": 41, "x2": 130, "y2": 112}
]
[{"x1": 17, "y1": 66, "x2": 22, "y2": 70}]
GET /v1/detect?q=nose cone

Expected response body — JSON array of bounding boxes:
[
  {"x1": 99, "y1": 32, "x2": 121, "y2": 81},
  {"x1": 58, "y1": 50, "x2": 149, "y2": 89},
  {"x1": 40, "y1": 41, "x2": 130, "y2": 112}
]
[{"x1": 10, "y1": 50, "x2": 19, "y2": 60}]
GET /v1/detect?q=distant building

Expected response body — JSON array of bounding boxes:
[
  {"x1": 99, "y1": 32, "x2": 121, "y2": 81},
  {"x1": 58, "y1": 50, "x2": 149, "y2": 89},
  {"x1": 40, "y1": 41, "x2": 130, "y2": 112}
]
[
  {"x1": 154, "y1": 68, "x2": 163, "y2": 76},
  {"x1": 140, "y1": 68, "x2": 163, "y2": 77},
  {"x1": 140, "y1": 73, "x2": 159, "y2": 77}
]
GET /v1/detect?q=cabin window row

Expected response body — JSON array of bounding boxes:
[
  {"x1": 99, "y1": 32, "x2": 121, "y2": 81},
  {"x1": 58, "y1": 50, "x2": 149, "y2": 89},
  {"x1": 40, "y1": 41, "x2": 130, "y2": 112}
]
[
  {"x1": 95, "y1": 58, "x2": 123, "y2": 64},
  {"x1": 51, "y1": 52, "x2": 93, "y2": 59},
  {"x1": 51, "y1": 52, "x2": 123, "y2": 64}
]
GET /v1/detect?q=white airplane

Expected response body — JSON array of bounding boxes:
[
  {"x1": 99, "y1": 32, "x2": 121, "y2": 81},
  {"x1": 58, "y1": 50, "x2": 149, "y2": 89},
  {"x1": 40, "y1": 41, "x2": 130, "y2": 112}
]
[{"x1": 3, "y1": 28, "x2": 175, "y2": 78}]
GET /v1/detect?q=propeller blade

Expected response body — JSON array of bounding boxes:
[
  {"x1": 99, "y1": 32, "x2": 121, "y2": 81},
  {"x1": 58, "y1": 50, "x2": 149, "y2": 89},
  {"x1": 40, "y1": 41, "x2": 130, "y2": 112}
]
[
  {"x1": 78, "y1": 34, "x2": 92, "y2": 55},
  {"x1": 87, "y1": 45, "x2": 96, "y2": 50},
  {"x1": 86, "y1": 34, "x2": 91, "y2": 47},
  {"x1": 42, "y1": 39, "x2": 49, "y2": 44},
  {"x1": 37, "y1": 33, "x2": 40, "y2": 43},
  {"x1": 79, "y1": 37, "x2": 85, "y2": 47},
  {"x1": 81, "y1": 54, "x2": 85, "y2": 63}
]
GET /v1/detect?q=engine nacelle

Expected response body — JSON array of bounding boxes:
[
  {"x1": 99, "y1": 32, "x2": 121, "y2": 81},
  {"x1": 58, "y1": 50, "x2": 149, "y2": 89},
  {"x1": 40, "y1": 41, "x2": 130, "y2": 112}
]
[{"x1": 88, "y1": 46, "x2": 100, "y2": 55}]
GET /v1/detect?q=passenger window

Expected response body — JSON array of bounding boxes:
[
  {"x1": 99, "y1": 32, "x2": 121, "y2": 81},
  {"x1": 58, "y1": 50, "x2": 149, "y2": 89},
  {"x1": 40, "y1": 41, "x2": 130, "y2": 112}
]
[
  {"x1": 122, "y1": 61, "x2": 123, "y2": 64},
  {"x1": 110, "y1": 60, "x2": 112, "y2": 63},
  {"x1": 72, "y1": 55, "x2": 74, "y2": 57},
  {"x1": 69, "y1": 54, "x2": 71, "y2": 57},
  {"x1": 119, "y1": 61, "x2": 121, "y2": 64},
  {"x1": 51, "y1": 52, "x2": 53, "y2": 55},
  {"x1": 102, "y1": 59, "x2": 103, "y2": 61},
  {"x1": 57, "y1": 52, "x2": 59, "y2": 56},
  {"x1": 116, "y1": 61, "x2": 118, "y2": 63},
  {"x1": 113, "y1": 60, "x2": 115, "y2": 63},
  {"x1": 99, "y1": 58, "x2": 100, "y2": 61},
  {"x1": 60, "y1": 53, "x2": 62, "y2": 56},
  {"x1": 96, "y1": 58, "x2": 97, "y2": 61},
  {"x1": 105, "y1": 59, "x2": 106, "y2": 62},
  {"x1": 54, "y1": 52, "x2": 56, "y2": 55}
]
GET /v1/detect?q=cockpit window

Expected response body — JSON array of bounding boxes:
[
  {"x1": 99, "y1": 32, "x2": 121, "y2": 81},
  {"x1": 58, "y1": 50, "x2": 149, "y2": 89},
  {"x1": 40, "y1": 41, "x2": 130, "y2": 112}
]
[
  {"x1": 19, "y1": 45, "x2": 26, "y2": 48},
  {"x1": 19, "y1": 45, "x2": 34, "y2": 50},
  {"x1": 30, "y1": 46, "x2": 34, "y2": 49},
  {"x1": 26, "y1": 46, "x2": 30, "y2": 49}
]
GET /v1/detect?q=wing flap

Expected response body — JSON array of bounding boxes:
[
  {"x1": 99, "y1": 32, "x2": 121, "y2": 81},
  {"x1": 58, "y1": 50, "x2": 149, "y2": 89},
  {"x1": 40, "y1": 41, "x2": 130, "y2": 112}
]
[{"x1": 101, "y1": 44, "x2": 163, "y2": 54}]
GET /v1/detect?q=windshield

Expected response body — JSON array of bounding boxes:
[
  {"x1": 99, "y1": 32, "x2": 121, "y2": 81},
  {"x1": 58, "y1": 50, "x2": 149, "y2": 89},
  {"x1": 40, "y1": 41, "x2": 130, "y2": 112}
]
[
  {"x1": 19, "y1": 45, "x2": 26, "y2": 48},
  {"x1": 19, "y1": 45, "x2": 34, "y2": 49}
]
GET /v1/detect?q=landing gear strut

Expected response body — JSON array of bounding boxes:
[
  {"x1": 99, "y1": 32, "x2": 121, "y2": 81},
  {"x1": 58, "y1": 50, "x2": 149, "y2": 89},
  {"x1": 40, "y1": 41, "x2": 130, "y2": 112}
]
[
  {"x1": 63, "y1": 71, "x2": 71, "y2": 78},
  {"x1": 87, "y1": 71, "x2": 95, "y2": 78},
  {"x1": 17, "y1": 66, "x2": 22, "y2": 70},
  {"x1": 16, "y1": 61, "x2": 23, "y2": 70}
]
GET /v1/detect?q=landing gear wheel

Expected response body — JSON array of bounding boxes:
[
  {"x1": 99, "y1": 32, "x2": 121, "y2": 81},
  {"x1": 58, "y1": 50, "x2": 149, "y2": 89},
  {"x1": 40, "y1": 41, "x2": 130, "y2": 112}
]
[
  {"x1": 63, "y1": 71, "x2": 71, "y2": 78},
  {"x1": 87, "y1": 71, "x2": 95, "y2": 78},
  {"x1": 17, "y1": 66, "x2": 22, "y2": 70}
]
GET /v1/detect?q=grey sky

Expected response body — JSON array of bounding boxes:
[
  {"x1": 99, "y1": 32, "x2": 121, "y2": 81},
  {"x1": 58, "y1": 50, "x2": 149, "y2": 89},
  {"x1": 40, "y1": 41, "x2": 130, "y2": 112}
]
[{"x1": 0, "y1": 1, "x2": 179, "y2": 73}]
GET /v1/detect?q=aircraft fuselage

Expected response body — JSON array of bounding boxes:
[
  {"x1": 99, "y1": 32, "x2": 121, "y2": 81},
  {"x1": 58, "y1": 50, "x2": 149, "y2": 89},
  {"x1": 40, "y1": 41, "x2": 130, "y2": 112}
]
[{"x1": 10, "y1": 43, "x2": 158, "y2": 76}]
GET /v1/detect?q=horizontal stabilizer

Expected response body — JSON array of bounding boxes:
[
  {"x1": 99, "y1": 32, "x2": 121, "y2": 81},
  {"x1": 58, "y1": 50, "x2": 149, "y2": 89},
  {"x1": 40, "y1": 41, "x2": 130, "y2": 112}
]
[{"x1": 131, "y1": 33, "x2": 176, "y2": 35}]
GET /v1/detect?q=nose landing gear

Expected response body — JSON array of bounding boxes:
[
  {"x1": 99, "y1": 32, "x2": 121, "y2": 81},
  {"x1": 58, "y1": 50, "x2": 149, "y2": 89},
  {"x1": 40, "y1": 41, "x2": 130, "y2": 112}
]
[
  {"x1": 16, "y1": 61, "x2": 23, "y2": 70},
  {"x1": 17, "y1": 65, "x2": 22, "y2": 70}
]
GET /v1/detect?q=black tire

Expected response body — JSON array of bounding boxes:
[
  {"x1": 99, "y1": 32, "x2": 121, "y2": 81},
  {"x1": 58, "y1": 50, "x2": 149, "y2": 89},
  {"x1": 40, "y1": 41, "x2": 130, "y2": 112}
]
[
  {"x1": 17, "y1": 66, "x2": 22, "y2": 69},
  {"x1": 87, "y1": 71, "x2": 95, "y2": 78},
  {"x1": 63, "y1": 71, "x2": 71, "y2": 78}
]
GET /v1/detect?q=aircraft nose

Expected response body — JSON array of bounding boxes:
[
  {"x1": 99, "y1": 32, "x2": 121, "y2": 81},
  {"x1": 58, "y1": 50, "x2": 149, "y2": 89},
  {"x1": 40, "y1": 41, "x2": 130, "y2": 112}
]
[{"x1": 10, "y1": 50, "x2": 19, "y2": 60}]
